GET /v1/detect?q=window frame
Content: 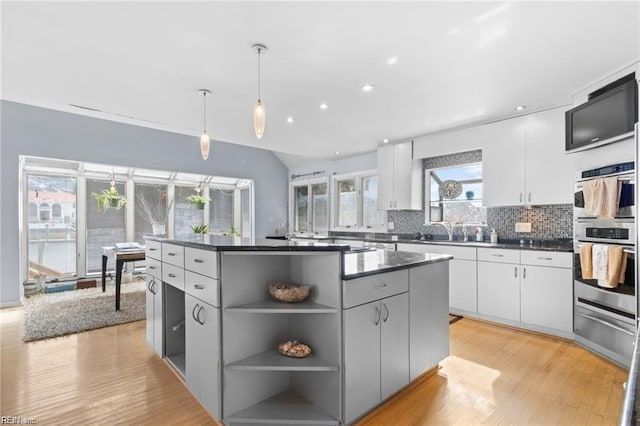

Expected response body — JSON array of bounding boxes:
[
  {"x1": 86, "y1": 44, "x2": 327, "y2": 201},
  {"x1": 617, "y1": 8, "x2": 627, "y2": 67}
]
[
  {"x1": 288, "y1": 177, "x2": 330, "y2": 236},
  {"x1": 331, "y1": 170, "x2": 386, "y2": 233}
]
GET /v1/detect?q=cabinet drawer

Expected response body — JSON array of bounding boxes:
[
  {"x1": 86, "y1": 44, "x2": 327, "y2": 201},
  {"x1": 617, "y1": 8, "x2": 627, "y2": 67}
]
[
  {"x1": 343, "y1": 270, "x2": 409, "y2": 309},
  {"x1": 163, "y1": 262, "x2": 185, "y2": 290},
  {"x1": 162, "y1": 243, "x2": 185, "y2": 267},
  {"x1": 146, "y1": 257, "x2": 162, "y2": 279},
  {"x1": 185, "y1": 270, "x2": 219, "y2": 307},
  {"x1": 478, "y1": 248, "x2": 520, "y2": 264},
  {"x1": 145, "y1": 239, "x2": 162, "y2": 260},
  {"x1": 185, "y1": 247, "x2": 218, "y2": 279},
  {"x1": 520, "y1": 250, "x2": 572, "y2": 268},
  {"x1": 419, "y1": 244, "x2": 477, "y2": 261}
]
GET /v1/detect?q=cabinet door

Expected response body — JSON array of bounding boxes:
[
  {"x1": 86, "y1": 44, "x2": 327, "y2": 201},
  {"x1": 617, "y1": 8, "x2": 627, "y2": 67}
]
[
  {"x1": 380, "y1": 294, "x2": 409, "y2": 400},
  {"x1": 450, "y1": 259, "x2": 477, "y2": 313},
  {"x1": 186, "y1": 294, "x2": 221, "y2": 419},
  {"x1": 152, "y1": 277, "x2": 163, "y2": 356},
  {"x1": 344, "y1": 301, "x2": 381, "y2": 424},
  {"x1": 392, "y1": 142, "x2": 413, "y2": 209},
  {"x1": 524, "y1": 108, "x2": 574, "y2": 205},
  {"x1": 477, "y1": 261, "x2": 520, "y2": 322},
  {"x1": 482, "y1": 117, "x2": 526, "y2": 207},
  {"x1": 521, "y1": 265, "x2": 573, "y2": 332},
  {"x1": 429, "y1": 263, "x2": 450, "y2": 365},
  {"x1": 377, "y1": 144, "x2": 395, "y2": 210},
  {"x1": 145, "y1": 275, "x2": 155, "y2": 349}
]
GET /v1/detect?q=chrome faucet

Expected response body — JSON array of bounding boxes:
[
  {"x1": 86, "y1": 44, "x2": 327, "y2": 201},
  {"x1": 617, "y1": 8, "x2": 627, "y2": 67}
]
[{"x1": 433, "y1": 221, "x2": 454, "y2": 241}]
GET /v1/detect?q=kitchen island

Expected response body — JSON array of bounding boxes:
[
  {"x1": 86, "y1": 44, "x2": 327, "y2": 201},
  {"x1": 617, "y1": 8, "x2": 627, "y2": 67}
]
[{"x1": 144, "y1": 236, "x2": 452, "y2": 425}]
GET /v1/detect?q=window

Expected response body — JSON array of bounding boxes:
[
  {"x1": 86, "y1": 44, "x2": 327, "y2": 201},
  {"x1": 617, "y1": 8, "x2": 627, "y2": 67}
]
[
  {"x1": 240, "y1": 187, "x2": 252, "y2": 239},
  {"x1": 209, "y1": 186, "x2": 234, "y2": 234},
  {"x1": 174, "y1": 185, "x2": 205, "y2": 239},
  {"x1": 52, "y1": 204, "x2": 62, "y2": 221},
  {"x1": 27, "y1": 175, "x2": 77, "y2": 279},
  {"x1": 134, "y1": 183, "x2": 168, "y2": 244},
  {"x1": 290, "y1": 179, "x2": 329, "y2": 234},
  {"x1": 86, "y1": 179, "x2": 126, "y2": 274},
  {"x1": 332, "y1": 171, "x2": 386, "y2": 231},
  {"x1": 426, "y1": 162, "x2": 486, "y2": 224}
]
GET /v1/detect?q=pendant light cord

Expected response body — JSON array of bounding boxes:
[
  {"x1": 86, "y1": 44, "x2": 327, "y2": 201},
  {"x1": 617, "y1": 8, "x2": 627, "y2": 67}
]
[
  {"x1": 203, "y1": 91, "x2": 207, "y2": 133},
  {"x1": 257, "y1": 47, "x2": 262, "y2": 102}
]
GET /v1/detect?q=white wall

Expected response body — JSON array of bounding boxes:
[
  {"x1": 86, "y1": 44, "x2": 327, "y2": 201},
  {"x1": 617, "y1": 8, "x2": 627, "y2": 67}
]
[
  {"x1": 0, "y1": 100, "x2": 289, "y2": 307},
  {"x1": 288, "y1": 151, "x2": 377, "y2": 180}
]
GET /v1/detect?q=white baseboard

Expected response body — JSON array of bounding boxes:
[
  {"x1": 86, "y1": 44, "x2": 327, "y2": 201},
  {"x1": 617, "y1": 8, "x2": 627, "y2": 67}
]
[{"x1": 1, "y1": 298, "x2": 24, "y2": 309}]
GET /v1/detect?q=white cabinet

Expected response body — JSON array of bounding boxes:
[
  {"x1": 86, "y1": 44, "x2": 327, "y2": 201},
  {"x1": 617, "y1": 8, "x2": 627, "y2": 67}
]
[
  {"x1": 483, "y1": 107, "x2": 574, "y2": 207},
  {"x1": 477, "y1": 250, "x2": 521, "y2": 322},
  {"x1": 520, "y1": 251, "x2": 573, "y2": 333},
  {"x1": 186, "y1": 294, "x2": 221, "y2": 419},
  {"x1": 397, "y1": 243, "x2": 477, "y2": 314},
  {"x1": 344, "y1": 293, "x2": 409, "y2": 423},
  {"x1": 377, "y1": 141, "x2": 422, "y2": 210},
  {"x1": 145, "y1": 274, "x2": 163, "y2": 357}
]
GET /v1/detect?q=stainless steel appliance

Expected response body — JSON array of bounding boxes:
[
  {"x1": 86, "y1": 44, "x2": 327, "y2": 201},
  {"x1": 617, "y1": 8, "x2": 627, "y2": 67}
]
[{"x1": 573, "y1": 162, "x2": 637, "y2": 368}]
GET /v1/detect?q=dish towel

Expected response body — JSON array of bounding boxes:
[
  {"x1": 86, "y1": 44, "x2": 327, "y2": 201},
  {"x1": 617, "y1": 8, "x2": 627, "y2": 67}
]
[
  {"x1": 580, "y1": 243, "x2": 593, "y2": 279},
  {"x1": 591, "y1": 244, "x2": 608, "y2": 285},
  {"x1": 603, "y1": 246, "x2": 628, "y2": 288},
  {"x1": 582, "y1": 177, "x2": 621, "y2": 218}
]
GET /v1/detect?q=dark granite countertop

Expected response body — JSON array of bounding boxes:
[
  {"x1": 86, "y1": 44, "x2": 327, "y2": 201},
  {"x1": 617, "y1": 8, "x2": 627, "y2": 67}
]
[
  {"x1": 144, "y1": 235, "x2": 352, "y2": 252},
  {"x1": 297, "y1": 234, "x2": 574, "y2": 253},
  {"x1": 343, "y1": 250, "x2": 453, "y2": 280}
]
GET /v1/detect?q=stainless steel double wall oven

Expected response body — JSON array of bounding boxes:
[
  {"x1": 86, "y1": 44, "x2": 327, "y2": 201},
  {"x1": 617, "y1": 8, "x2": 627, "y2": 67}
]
[{"x1": 573, "y1": 161, "x2": 636, "y2": 367}]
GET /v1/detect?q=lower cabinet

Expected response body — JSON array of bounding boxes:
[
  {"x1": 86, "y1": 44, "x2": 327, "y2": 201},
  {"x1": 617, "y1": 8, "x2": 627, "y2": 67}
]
[
  {"x1": 520, "y1": 264, "x2": 573, "y2": 333},
  {"x1": 185, "y1": 294, "x2": 221, "y2": 419},
  {"x1": 344, "y1": 293, "x2": 409, "y2": 424},
  {"x1": 145, "y1": 274, "x2": 163, "y2": 357},
  {"x1": 477, "y1": 261, "x2": 521, "y2": 322},
  {"x1": 449, "y1": 259, "x2": 477, "y2": 313}
]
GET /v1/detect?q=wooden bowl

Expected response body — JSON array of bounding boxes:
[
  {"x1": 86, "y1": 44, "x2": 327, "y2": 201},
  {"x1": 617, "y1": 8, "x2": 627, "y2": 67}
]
[
  {"x1": 268, "y1": 282, "x2": 311, "y2": 303},
  {"x1": 278, "y1": 340, "x2": 312, "y2": 358}
]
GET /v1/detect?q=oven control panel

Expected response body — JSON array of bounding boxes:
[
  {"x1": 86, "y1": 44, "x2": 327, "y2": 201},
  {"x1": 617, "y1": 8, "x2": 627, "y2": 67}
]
[{"x1": 586, "y1": 227, "x2": 629, "y2": 239}]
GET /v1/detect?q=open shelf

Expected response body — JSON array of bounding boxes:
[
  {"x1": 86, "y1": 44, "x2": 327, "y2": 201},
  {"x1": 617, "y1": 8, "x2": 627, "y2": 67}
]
[
  {"x1": 166, "y1": 353, "x2": 185, "y2": 377},
  {"x1": 225, "y1": 389, "x2": 339, "y2": 425},
  {"x1": 226, "y1": 300, "x2": 337, "y2": 314},
  {"x1": 226, "y1": 350, "x2": 338, "y2": 372}
]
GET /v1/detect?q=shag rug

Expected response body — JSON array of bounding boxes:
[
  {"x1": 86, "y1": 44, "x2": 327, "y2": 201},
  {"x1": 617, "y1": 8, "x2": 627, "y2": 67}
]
[{"x1": 23, "y1": 281, "x2": 146, "y2": 342}]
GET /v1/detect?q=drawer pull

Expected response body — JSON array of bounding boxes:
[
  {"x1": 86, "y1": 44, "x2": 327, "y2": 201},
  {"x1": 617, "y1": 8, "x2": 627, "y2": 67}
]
[
  {"x1": 492, "y1": 254, "x2": 504, "y2": 257},
  {"x1": 168, "y1": 273, "x2": 177, "y2": 278},
  {"x1": 374, "y1": 283, "x2": 388, "y2": 289},
  {"x1": 193, "y1": 259, "x2": 205, "y2": 264},
  {"x1": 194, "y1": 284, "x2": 205, "y2": 290},
  {"x1": 149, "y1": 266, "x2": 156, "y2": 270},
  {"x1": 148, "y1": 248, "x2": 157, "y2": 251},
  {"x1": 167, "y1": 252, "x2": 176, "y2": 256},
  {"x1": 514, "y1": 267, "x2": 518, "y2": 278},
  {"x1": 537, "y1": 257, "x2": 553, "y2": 261}
]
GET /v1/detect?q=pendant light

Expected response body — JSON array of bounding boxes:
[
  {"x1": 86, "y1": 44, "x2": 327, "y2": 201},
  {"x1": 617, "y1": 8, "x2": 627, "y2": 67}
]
[
  {"x1": 199, "y1": 89, "x2": 211, "y2": 160},
  {"x1": 252, "y1": 43, "x2": 267, "y2": 139}
]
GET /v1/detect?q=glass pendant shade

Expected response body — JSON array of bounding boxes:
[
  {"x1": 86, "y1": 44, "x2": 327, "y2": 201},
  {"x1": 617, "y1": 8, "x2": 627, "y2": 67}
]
[
  {"x1": 254, "y1": 99, "x2": 265, "y2": 139},
  {"x1": 200, "y1": 131, "x2": 210, "y2": 160}
]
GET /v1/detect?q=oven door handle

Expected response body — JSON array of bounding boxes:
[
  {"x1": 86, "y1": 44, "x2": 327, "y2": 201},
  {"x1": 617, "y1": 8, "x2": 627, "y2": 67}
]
[{"x1": 576, "y1": 312, "x2": 635, "y2": 337}]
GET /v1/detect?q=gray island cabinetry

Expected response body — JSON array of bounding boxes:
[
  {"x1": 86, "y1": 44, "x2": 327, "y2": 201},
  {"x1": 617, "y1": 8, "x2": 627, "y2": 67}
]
[{"x1": 144, "y1": 236, "x2": 451, "y2": 425}]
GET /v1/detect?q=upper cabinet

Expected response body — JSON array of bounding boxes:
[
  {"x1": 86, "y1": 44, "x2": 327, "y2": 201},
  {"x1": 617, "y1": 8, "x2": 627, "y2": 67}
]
[
  {"x1": 377, "y1": 141, "x2": 422, "y2": 210},
  {"x1": 482, "y1": 107, "x2": 574, "y2": 207}
]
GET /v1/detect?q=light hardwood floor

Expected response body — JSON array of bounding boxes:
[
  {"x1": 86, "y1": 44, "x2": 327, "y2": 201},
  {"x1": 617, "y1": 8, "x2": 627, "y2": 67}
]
[{"x1": 1, "y1": 308, "x2": 627, "y2": 425}]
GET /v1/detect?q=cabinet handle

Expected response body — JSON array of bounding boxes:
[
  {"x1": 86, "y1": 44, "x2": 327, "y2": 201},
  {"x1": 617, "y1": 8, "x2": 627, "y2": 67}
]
[
  {"x1": 167, "y1": 252, "x2": 176, "y2": 256},
  {"x1": 394, "y1": 201, "x2": 398, "y2": 208},
  {"x1": 147, "y1": 280, "x2": 152, "y2": 292},
  {"x1": 523, "y1": 267, "x2": 526, "y2": 279},
  {"x1": 151, "y1": 280, "x2": 157, "y2": 294},
  {"x1": 168, "y1": 273, "x2": 177, "y2": 278},
  {"x1": 197, "y1": 306, "x2": 205, "y2": 325},
  {"x1": 374, "y1": 283, "x2": 388, "y2": 289},
  {"x1": 537, "y1": 257, "x2": 553, "y2": 261},
  {"x1": 193, "y1": 259, "x2": 205, "y2": 264},
  {"x1": 149, "y1": 266, "x2": 156, "y2": 270},
  {"x1": 520, "y1": 193, "x2": 523, "y2": 203},
  {"x1": 514, "y1": 267, "x2": 518, "y2": 278},
  {"x1": 382, "y1": 303, "x2": 389, "y2": 322},
  {"x1": 194, "y1": 284, "x2": 205, "y2": 290},
  {"x1": 491, "y1": 254, "x2": 504, "y2": 257},
  {"x1": 389, "y1": 201, "x2": 393, "y2": 208},
  {"x1": 192, "y1": 303, "x2": 200, "y2": 322},
  {"x1": 374, "y1": 306, "x2": 381, "y2": 326},
  {"x1": 149, "y1": 248, "x2": 157, "y2": 251},
  {"x1": 528, "y1": 192, "x2": 532, "y2": 202}
]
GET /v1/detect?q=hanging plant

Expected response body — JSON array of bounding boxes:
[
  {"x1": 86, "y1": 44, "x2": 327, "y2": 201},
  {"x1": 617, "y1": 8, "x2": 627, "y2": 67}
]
[
  {"x1": 91, "y1": 184, "x2": 127, "y2": 212},
  {"x1": 187, "y1": 192, "x2": 211, "y2": 209}
]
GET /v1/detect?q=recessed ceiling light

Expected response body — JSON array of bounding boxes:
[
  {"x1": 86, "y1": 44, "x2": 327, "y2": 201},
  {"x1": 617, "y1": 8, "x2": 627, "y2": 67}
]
[
  {"x1": 361, "y1": 84, "x2": 375, "y2": 92},
  {"x1": 335, "y1": 151, "x2": 340, "y2": 155},
  {"x1": 319, "y1": 103, "x2": 329, "y2": 110},
  {"x1": 286, "y1": 116, "x2": 294, "y2": 123},
  {"x1": 383, "y1": 138, "x2": 389, "y2": 144},
  {"x1": 514, "y1": 105, "x2": 526, "y2": 111},
  {"x1": 387, "y1": 56, "x2": 398, "y2": 65}
]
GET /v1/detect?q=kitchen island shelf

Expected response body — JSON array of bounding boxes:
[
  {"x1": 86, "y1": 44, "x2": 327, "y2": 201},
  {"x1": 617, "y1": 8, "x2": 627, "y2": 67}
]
[
  {"x1": 225, "y1": 300, "x2": 337, "y2": 314},
  {"x1": 226, "y1": 350, "x2": 338, "y2": 372},
  {"x1": 225, "y1": 389, "x2": 339, "y2": 425}
]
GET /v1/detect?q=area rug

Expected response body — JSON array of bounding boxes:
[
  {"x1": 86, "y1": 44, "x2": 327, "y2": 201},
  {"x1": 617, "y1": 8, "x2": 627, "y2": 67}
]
[{"x1": 23, "y1": 281, "x2": 146, "y2": 342}]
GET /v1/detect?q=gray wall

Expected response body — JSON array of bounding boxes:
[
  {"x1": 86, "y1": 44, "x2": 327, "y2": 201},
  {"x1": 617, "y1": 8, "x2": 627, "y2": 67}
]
[{"x1": 0, "y1": 100, "x2": 289, "y2": 306}]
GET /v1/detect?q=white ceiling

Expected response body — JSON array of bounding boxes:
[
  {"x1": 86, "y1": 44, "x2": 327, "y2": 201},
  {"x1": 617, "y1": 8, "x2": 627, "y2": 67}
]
[{"x1": 2, "y1": 1, "x2": 639, "y2": 168}]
